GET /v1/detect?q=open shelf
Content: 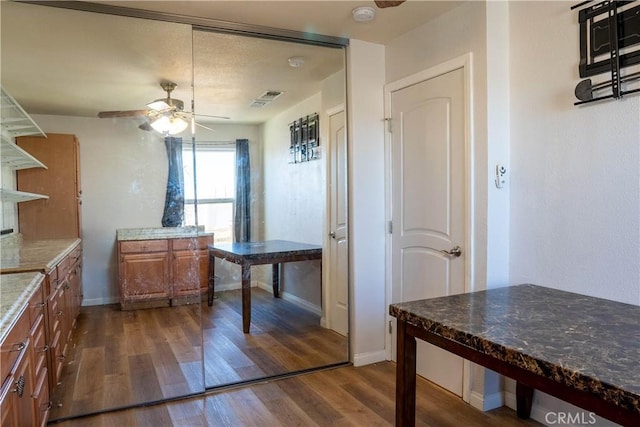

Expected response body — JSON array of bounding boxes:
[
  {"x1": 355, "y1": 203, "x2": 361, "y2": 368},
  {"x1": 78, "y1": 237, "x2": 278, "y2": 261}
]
[
  {"x1": 0, "y1": 188, "x2": 48, "y2": 203},
  {"x1": 1, "y1": 135, "x2": 47, "y2": 170},
  {"x1": 1, "y1": 86, "x2": 46, "y2": 139}
]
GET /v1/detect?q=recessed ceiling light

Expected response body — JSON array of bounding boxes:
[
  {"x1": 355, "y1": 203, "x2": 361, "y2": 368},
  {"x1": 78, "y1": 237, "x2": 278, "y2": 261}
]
[{"x1": 352, "y1": 6, "x2": 376, "y2": 22}]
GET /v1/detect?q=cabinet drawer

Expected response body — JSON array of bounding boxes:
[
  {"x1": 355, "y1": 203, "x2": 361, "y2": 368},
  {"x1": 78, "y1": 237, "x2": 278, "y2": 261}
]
[
  {"x1": 0, "y1": 306, "x2": 29, "y2": 384},
  {"x1": 119, "y1": 239, "x2": 168, "y2": 253},
  {"x1": 172, "y1": 236, "x2": 212, "y2": 251}
]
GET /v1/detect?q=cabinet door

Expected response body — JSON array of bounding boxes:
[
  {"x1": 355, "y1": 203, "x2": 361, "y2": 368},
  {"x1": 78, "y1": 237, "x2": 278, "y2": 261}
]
[
  {"x1": 16, "y1": 133, "x2": 81, "y2": 240},
  {"x1": 172, "y1": 249, "x2": 208, "y2": 297},
  {"x1": 120, "y1": 252, "x2": 170, "y2": 301},
  {"x1": 0, "y1": 344, "x2": 36, "y2": 427}
]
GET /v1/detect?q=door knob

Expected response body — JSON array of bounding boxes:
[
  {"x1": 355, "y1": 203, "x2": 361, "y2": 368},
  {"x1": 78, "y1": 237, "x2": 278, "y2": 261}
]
[
  {"x1": 329, "y1": 231, "x2": 336, "y2": 239},
  {"x1": 440, "y1": 245, "x2": 462, "y2": 257}
]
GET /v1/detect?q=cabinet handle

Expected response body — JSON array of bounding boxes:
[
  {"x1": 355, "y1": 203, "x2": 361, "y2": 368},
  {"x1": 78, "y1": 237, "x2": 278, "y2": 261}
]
[
  {"x1": 56, "y1": 311, "x2": 63, "y2": 317},
  {"x1": 57, "y1": 354, "x2": 66, "y2": 361},
  {"x1": 10, "y1": 342, "x2": 26, "y2": 352},
  {"x1": 11, "y1": 375, "x2": 25, "y2": 398},
  {"x1": 38, "y1": 345, "x2": 50, "y2": 353},
  {"x1": 35, "y1": 302, "x2": 46, "y2": 308}
]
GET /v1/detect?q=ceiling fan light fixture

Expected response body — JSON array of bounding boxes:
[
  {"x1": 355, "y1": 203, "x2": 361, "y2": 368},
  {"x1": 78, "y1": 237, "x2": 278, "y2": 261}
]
[
  {"x1": 352, "y1": 6, "x2": 376, "y2": 22},
  {"x1": 150, "y1": 114, "x2": 188, "y2": 135},
  {"x1": 288, "y1": 56, "x2": 305, "y2": 68}
]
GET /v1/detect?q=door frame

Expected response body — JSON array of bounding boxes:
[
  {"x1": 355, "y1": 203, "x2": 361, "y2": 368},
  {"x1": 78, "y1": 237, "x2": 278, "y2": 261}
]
[{"x1": 383, "y1": 53, "x2": 475, "y2": 403}]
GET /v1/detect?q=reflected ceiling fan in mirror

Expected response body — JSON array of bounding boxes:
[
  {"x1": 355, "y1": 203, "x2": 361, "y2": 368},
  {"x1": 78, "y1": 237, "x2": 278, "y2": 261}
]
[
  {"x1": 374, "y1": 1, "x2": 406, "y2": 8},
  {"x1": 97, "y1": 81, "x2": 229, "y2": 135}
]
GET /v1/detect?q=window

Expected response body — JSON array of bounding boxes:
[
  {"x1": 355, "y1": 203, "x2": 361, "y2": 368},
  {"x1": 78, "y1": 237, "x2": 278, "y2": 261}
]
[{"x1": 183, "y1": 145, "x2": 235, "y2": 243}]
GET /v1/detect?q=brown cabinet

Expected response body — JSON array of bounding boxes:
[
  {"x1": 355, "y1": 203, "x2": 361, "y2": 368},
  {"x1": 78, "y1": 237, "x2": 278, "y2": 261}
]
[
  {"x1": 45, "y1": 246, "x2": 83, "y2": 395},
  {"x1": 0, "y1": 278, "x2": 48, "y2": 427},
  {"x1": 16, "y1": 133, "x2": 81, "y2": 240},
  {"x1": 118, "y1": 235, "x2": 212, "y2": 309}
]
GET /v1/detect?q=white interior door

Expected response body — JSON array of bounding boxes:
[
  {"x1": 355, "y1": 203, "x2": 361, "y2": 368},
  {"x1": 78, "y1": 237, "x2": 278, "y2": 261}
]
[
  {"x1": 327, "y1": 108, "x2": 348, "y2": 336},
  {"x1": 389, "y1": 67, "x2": 466, "y2": 396}
]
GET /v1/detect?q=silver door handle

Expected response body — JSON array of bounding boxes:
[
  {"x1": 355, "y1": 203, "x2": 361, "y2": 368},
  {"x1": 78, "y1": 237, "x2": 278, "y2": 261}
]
[
  {"x1": 440, "y1": 246, "x2": 462, "y2": 257},
  {"x1": 329, "y1": 231, "x2": 336, "y2": 239}
]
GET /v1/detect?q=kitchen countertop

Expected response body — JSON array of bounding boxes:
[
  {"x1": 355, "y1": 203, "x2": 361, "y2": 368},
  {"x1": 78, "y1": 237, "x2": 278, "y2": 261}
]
[
  {"x1": 0, "y1": 237, "x2": 81, "y2": 274},
  {"x1": 116, "y1": 226, "x2": 213, "y2": 241},
  {"x1": 389, "y1": 284, "x2": 640, "y2": 417},
  {"x1": 0, "y1": 272, "x2": 44, "y2": 342}
]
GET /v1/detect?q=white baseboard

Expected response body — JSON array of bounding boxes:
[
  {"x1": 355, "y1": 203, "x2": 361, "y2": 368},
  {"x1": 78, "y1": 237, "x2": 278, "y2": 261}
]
[
  {"x1": 353, "y1": 349, "x2": 387, "y2": 367},
  {"x1": 470, "y1": 390, "x2": 504, "y2": 412}
]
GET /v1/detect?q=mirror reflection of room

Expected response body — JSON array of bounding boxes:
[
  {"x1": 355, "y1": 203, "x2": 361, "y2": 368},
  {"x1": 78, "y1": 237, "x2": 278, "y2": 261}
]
[{"x1": 0, "y1": 1, "x2": 348, "y2": 423}]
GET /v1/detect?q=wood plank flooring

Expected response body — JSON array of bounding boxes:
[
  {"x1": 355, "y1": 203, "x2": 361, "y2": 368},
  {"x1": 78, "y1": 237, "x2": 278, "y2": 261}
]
[
  {"x1": 53, "y1": 362, "x2": 541, "y2": 426},
  {"x1": 49, "y1": 288, "x2": 348, "y2": 420}
]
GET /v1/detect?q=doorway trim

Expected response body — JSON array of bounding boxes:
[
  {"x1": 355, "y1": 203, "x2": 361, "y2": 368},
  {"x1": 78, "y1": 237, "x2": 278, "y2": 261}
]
[{"x1": 383, "y1": 52, "x2": 475, "y2": 404}]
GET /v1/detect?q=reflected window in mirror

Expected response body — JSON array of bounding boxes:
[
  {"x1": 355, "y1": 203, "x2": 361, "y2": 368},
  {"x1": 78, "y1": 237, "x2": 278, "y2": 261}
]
[{"x1": 184, "y1": 144, "x2": 236, "y2": 243}]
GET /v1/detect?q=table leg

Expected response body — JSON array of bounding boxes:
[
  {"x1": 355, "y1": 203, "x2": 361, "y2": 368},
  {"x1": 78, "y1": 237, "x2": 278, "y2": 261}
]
[
  {"x1": 396, "y1": 319, "x2": 417, "y2": 426},
  {"x1": 207, "y1": 253, "x2": 216, "y2": 306},
  {"x1": 272, "y1": 263, "x2": 281, "y2": 298},
  {"x1": 242, "y1": 263, "x2": 251, "y2": 333},
  {"x1": 516, "y1": 381, "x2": 534, "y2": 419}
]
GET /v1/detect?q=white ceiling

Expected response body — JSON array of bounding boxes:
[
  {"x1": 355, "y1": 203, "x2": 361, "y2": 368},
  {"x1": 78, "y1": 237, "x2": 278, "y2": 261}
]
[{"x1": 1, "y1": 1, "x2": 462, "y2": 125}]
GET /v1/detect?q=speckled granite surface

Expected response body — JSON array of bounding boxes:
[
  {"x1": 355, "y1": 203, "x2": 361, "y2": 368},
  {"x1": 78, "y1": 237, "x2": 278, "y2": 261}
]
[
  {"x1": 0, "y1": 238, "x2": 81, "y2": 274},
  {"x1": 389, "y1": 284, "x2": 640, "y2": 416},
  {"x1": 116, "y1": 226, "x2": 212, "y2": 241},
  {"x1": 0, "y1": 272, "x2": 44, "y2": 341}
]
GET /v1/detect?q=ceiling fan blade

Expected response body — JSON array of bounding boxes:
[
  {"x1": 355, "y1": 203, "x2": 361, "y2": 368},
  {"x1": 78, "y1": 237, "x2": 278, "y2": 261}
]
[
  {"x1": 98, "y1": 109, "x2": 148, "y2": 118},
  {"x1": 193, "y1": 113, "x2": 231, "y2": 120},
  {"x1": 374, "y1": 0, "x2": 406, "y2": 8},
  {"x1": 195, "y1": 122, "x2": 216, "y2": 132}
]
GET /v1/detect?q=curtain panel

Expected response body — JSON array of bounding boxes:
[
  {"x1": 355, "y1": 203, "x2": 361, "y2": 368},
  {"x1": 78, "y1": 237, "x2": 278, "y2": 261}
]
[
  {"x1": 234, "y1": 139, "x2": 251, "y2": 242},
  {"x1": 161, "y1": 136, "x2": 184, "y2": 227}
]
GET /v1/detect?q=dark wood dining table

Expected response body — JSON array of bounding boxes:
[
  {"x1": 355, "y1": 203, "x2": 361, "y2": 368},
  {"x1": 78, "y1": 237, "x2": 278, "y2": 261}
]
[
  {"x1": 390, "y1": 284, "x2": 640, "y2": 426},
  {"x1": 208, "y1": 240, "x2": 322, "y2": 333}
]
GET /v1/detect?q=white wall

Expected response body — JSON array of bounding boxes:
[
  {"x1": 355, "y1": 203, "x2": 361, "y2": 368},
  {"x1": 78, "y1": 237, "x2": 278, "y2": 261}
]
[
  {"x1": 260, "y1": 93, "x2": 324, "y2": 306},
  {"x1": 508, "y1": 1, "x2": 640, "y2": 422},
  {"x1": 347, "y1": 39, "x2": 387, "y2": 366}
]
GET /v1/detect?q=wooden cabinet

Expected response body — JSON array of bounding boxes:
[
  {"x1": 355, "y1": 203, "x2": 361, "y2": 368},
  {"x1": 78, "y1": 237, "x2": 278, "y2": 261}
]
[
  {"x1": 0, "y1": 279, "x2": 48, "y2": 427},
  {"x1": 16, "y1": 133, "x2": 81, "y2": 240},
  {"x1": 44, "y1": 245, "x2": 83, "y2": 395},
  {"x1": 118, "y1": 235, "x2": 212, "y2": 309},
  {"x1": 172, "y1": 237, "x2": 212, "y2": 299}
]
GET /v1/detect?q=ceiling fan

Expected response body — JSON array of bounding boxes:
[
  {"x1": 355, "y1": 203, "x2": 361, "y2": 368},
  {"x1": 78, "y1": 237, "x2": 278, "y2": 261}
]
[
  {"x1": 97, "y1": 81, "x2": 229, "y2": 135},
  {"x1": 373, "y1": 1, "x2": 406, "y2": 8}
]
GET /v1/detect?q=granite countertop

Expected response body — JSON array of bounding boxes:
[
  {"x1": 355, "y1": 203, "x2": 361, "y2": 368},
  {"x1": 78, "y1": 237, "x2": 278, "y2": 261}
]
[
  {"x1": 389, "y1": 284, "x2": 640, "y2": 416},
  {"x1": 0, "y1": 272, "x2": 44, "y2": 342},
  {"x1": 0, "y1": 237, "x2": 81, "y2": 274},
  {"x1": 116, "y1": 226, "x2": 213, "y2": 241}
]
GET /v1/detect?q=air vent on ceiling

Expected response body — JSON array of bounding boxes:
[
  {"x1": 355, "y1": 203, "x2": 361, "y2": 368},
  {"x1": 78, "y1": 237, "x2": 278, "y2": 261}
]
[
  {"x1": 249, "y1": 100, "x2": 269, "y2": 108},
  {"x1": 249, "y1": 90, "x2": 284, "y2": 108},
  {"x1": 259, "y1": 90, "x2": 283, "y2": 101}
]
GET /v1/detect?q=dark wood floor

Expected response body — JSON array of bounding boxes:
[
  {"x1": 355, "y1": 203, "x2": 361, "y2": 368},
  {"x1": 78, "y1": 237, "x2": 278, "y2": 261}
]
[
  {"x1": 53, "y1": 362, "x2": 540, "y2": 426},
  {"x1": 50, "y1": 288, "x2": 348, "y2": 420}
]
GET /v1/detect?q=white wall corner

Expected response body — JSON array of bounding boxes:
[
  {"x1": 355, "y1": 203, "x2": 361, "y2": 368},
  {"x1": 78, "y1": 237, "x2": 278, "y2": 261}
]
[
  {"x1": 346, "y1": 39, "x2": 387, "y2": 362},
  {"x1": 353, "y1": 349, "x2": 387, "y2": 367},
  {"x1": 470, "y1": 390, "x2": 504, "y2": 412}
]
